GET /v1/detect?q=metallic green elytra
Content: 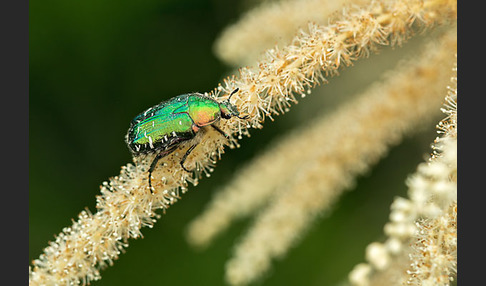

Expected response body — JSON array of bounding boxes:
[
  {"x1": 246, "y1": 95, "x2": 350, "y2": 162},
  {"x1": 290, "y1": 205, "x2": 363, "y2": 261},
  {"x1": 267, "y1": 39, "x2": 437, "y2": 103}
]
[{"x1": 126, "y1": 88, "x2": 247, "y2": 191}]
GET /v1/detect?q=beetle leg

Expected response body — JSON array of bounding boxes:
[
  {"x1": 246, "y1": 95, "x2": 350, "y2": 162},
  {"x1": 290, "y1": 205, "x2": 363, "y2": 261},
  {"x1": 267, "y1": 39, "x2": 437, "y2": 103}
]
[
  {"x1": 211, "y1": 125, "x2": 230, "y2": 139},
  {"x1": 237, "y1": 114, "x2": 250, "y2": 120},
  {"x1": 180, "y1": 143, "x2": 198, "y2": 172},
  {"x1": 148, "y1": 155, "x2": 162, "y2": 192},
  {"x1": 148, "y1": 146, "x2": 178, "y2": 193}
]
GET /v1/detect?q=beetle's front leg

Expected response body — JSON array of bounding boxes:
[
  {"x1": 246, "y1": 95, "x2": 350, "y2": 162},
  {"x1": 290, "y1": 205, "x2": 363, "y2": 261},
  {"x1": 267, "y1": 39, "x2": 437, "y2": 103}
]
[{"x1": 211, "y1": 125, "x2": 230, "y2": 139}]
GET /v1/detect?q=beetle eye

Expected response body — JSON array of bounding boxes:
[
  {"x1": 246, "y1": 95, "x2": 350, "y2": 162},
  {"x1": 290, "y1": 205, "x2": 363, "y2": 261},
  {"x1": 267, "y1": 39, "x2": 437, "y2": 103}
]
[
  {"x1": 220, "y1": 101, "x2": 241, "y2": 120},
  {"x1": 220, "y1": 103, "x2": 232, "y2": 119},
  {"x1": 221, "y1": 107, "x2": 233, "y2": 119}
]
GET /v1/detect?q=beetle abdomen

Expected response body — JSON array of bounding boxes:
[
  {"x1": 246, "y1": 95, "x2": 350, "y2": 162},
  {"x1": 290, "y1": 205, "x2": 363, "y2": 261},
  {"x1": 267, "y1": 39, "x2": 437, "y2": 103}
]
[
  {"x1": 126, "y1": 94, "x2": 195, "y2": 154},
  {"x1": 130, "y1": 113, "x2": 194, "y2": 150}
]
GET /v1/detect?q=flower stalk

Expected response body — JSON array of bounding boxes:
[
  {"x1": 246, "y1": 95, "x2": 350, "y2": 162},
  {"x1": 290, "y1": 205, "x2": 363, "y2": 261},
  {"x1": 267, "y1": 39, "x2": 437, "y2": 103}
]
[{"x1": 29, "y1": 0, "x2": 456, "y2": 284}]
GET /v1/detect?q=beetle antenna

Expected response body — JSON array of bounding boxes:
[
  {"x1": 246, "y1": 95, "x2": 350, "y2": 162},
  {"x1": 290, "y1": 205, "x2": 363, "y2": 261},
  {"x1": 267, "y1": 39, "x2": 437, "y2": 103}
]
[{"x1": 228, "y1": 88, "x2": 239, "y2": 101}]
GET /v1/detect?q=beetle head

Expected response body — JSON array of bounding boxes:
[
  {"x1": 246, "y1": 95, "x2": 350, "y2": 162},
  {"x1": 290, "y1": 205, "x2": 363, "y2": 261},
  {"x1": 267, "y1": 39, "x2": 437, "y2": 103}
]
[
  {"x1": 220, "y1": 88, "x2": 249, "y2": 120},
  {"x1": 220, "y1": 101, "x2": 239, "y2": 119}
]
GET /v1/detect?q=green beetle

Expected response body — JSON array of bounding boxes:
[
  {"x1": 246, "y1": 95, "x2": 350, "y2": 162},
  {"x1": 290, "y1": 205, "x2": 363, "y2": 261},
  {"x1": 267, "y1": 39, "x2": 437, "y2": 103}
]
[{"x1": 126, "y1": 88, "x2": 247, "y2": 191}]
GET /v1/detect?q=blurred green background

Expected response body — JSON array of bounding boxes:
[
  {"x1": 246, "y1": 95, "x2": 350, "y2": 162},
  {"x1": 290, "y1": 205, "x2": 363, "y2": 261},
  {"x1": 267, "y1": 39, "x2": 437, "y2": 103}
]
[{"x1": 29, "y1": 0, "x2": 441, "y2": 285}]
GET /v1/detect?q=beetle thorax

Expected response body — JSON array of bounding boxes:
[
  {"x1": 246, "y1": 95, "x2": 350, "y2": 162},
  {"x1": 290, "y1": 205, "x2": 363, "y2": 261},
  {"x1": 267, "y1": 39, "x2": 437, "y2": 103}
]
[{"x1": 188, "y1": 96, "x2": 221, "y2": 126}]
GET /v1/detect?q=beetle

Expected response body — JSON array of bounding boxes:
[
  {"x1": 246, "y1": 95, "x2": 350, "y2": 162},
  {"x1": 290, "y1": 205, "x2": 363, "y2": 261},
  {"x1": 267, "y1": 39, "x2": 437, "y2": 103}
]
[{"x1": 126, "y1": 88, "x2": 248, "y2": 192}]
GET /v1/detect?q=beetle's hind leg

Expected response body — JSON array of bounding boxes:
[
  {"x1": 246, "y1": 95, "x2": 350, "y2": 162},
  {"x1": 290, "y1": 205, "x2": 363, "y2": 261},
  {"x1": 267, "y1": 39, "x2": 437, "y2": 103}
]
[
  {"x1": 147, "y1": 146, "x2": 178, "y2": 193},
  {"x1": 148, "y1": 155, "x2": 162, "y2": 193},
  {"x1": 180, "y1": 143, "x2": 199, "y2": 172}
]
